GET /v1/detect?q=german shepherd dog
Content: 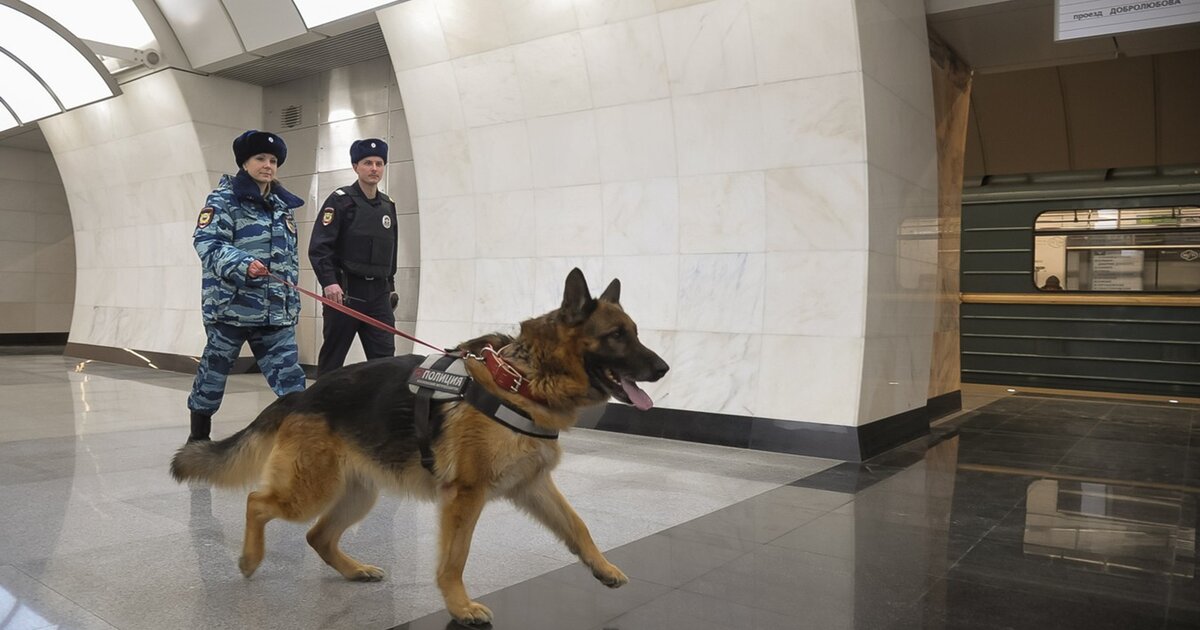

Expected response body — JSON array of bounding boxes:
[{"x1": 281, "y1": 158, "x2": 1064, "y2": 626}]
[{"x1": 170, "y1": 269, "x2": 668, "y2": 625}]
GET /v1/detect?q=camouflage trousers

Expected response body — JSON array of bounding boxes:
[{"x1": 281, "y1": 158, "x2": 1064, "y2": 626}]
[{"x1": 187, "y1": 322, "x2": 307, "y2": 415}]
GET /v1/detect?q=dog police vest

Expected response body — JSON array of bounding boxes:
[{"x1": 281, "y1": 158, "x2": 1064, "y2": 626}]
[{"x1": 406, "y1": 353, "x2": 557, "y2": 473}]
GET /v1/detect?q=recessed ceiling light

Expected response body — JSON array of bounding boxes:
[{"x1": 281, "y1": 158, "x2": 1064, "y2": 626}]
[
  {"x1": 1006, "y1": 388, "x2": 1016, "y2": 393},
  {"x1": 1168, "y1": 400, "x2": 1179, "y2": 404}
]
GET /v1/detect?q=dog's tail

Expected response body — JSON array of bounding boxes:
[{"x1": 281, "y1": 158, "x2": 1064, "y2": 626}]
[{"x1": 170, "y1": 392, "x2": 300, "y2": 488}]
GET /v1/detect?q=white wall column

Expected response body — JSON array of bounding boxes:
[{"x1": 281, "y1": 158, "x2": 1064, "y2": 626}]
[
  {"x1": 377, "y1": 0, "x2": 939, "y2": 435},
  {"x1": 41, "y1": 69, "x2": 262, "y2": 358}
]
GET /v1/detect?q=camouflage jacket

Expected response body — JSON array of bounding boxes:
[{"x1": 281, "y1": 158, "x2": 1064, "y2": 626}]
[{"x1": 193, "y1": 170, "x2": 305, "y2": 327}]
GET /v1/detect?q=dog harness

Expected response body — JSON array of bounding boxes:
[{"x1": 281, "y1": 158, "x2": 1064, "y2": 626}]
[{"x1": 407, "y1": 352, "x2": 558, "y2": 474}]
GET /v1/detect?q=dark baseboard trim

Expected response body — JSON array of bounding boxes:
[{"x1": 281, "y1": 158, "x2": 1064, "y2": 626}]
[
  {"x1": 63, "y1": 342, "x2": 317, "y2": 377},
  {"x1": 579, "y1": 390, "x2": 963, "y2": 462},
  {"x1": 925, "y1": 389, "x2": 963, "y2": 419},
  {"x1": 1, "y1": 332, "x2": 69, "y2": 346}
]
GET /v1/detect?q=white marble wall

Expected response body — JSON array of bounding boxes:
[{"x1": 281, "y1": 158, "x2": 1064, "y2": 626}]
[
  {"x1": 379, "y1": 0, "x2": 939, "y2": 427},
  {"x1": 0, "y1": 146, "x2": 73, "y2": 334},
  {"x1": 41, "y1": 70, "x2": 262, "y2": 357},
  {"x1": 855, "y1": 0, "x2": 940, "y2": 423}
]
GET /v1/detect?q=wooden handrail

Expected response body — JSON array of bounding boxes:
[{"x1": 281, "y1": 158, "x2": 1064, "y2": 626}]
[{"x1": 961, "y1": 293, "x2": 1200, "y2": 307}]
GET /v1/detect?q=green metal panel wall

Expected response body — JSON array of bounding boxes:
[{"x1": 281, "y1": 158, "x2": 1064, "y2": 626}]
[{"x1": 961, "y1": 193, "x2": 1200, "y2": 398}]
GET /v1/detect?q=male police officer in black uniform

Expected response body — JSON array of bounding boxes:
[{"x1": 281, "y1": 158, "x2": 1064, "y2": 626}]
[{"x1": 309, "y1": 138, "x2": 399, "y2": 377}]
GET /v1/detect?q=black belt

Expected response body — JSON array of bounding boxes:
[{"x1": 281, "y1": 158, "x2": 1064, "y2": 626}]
[{"x1": 344, "y1": 272, "x2": 383, "y2": 282}]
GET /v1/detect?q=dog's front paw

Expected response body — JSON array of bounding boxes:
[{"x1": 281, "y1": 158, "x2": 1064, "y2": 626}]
[
  {"x1": 238, "y1": 554, "x2": 261, "y2": 578},
  {"x1": 449, "y1": 600, "x2": 493, "y2": 625},
  {"x1": 347, "y1": 565, "x2": 385, "y2": 582},
  {"x1": 591, "y1": 562, "x2": 628, "y2": 588}
]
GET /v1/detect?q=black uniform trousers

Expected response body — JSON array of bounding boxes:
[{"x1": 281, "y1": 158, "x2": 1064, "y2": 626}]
[{"x1": 317, "y1": 273, "x2": 395, "y2": 377}]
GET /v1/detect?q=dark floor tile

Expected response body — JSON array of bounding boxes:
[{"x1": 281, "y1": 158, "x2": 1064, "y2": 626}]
[
  {"x1": 977, "y1": 397, "x2": 1044, "y2": 415},
  {"x1": 681, "y1": 545, "x2": 934, "y2": 630},
  {"x1": 770, "y1": 511, "x2": 978, "y2": 575},
  {"x1": 788, "y1": 462, "x2": 905, "y2": 494},
  {"x1": 831, "y1": 485, "x2": 1018, "y2": 541},
  {"x1": 905, "y1": 577, "x2": 1167, "y2": 630},
  {"x1": 1065, "y1": 437, "x2": 1190, "y2": 464},
  {"x1": 1088, "y1": 420, "x2": 1192, "y2": 445},
  {"x1": 671, "y1": 497, "x2": 826, "y2": 545},
  {"x1": 601, "y1": 529, "x2": 749, "y2": 589},
  {"x1": 590, "y1": 588, "x2": 800, "y2": 630},
  {"x1": 1165, "y1": 578, "x2": 1200, "y2": 629},
  {"x1": 1053, "y1": 462, "x2": 1187, "y2": 486},
  {"x1": 1026, "y1": 399, "x2": 1114, "y2": 420},
  {"x1": 956, "y1": 430, "x2": 1080, "y2": 459},
  {"x1": 1106, "y1": 403, "x2": 1198, "y2": 424},
  {"x1": 391, "y1": 566, "x2": 671, "y2": 630},
  {"x1": 1052, "y1": 439, "x2": 1189, "y2": 484},
  {"x1": 992, "y1": 415, "x2": 1099, "y2": 437},
  {"x1": 945, "y1": 469, "x2": 1044, "y2": 504},
  {"x1": 951, "y1": 523, "x2": 1192, "y2": 613},
  {"x1": 750, "y1": 484, "x2": 856, "y2": 512},
  {"x1": 942, "y1": 411, "x2": 1011, "y2": 432},
  {"x1": 1185, "y1": 451, "x2": 1200, "y2": 484},
  {"x1": 955, "y1": 447, "x2": 1065, "y2": 469}
]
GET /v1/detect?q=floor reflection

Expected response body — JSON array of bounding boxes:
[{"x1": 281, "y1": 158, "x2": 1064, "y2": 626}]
[
  {"x1": 4, "y1": 351, "x2": 1199, "y2": 629},
  {"x1": 1023, "y1": 480, "x2": 1195, "y2": 578}
]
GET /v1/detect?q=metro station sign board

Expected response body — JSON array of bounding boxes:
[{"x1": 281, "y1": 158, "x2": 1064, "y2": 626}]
[{"x1": 1055, "y1": 0, "x2": 1200, "y2": 40}]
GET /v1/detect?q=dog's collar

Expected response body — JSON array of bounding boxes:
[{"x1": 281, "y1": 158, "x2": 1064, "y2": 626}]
[{"x1": 475, "y1": 345, "x2": 546, "y2": 404}]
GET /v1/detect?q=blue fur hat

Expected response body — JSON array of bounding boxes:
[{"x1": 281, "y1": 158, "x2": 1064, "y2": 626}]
[
  {"x1": 233, "y1": 130, "x2": 287, "y2": 168},
  {"x1": 350, "y1": 138, "x2": 388, "y2": 164}
]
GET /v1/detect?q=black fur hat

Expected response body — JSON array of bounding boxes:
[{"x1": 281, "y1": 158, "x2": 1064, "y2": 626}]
[
  {"x1": 233, "y1": 130, "x2": 287, "y2": 168},
  {"x1": 350, "y1": 138, "x2": 388, "y2": 164}
]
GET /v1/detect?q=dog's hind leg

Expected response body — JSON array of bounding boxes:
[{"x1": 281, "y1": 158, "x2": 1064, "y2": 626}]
[
  {"x1": 508, "y1": 473, "x2": 628, "y2": 588},
  {"x1": 239, "y1": 415, "x2": 345, "y2": 578},
  {"x1": 437, "y1": 484, "x2": 492, "y2": 625},
  {"x1": 306, "y1": 475, "x2": 384, "y2": 581}
]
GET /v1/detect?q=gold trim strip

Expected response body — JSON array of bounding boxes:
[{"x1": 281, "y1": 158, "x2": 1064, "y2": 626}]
[{"x1": 961, "y1": 293, "x2": 1200, "y2": 307}]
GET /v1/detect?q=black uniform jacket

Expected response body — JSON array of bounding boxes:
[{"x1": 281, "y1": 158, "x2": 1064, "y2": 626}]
[{"x1": 309, "y1": 181, "x2": 398, "y2": 291}]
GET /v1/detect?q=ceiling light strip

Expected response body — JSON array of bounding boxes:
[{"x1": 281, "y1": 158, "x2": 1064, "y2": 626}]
[
  {"x1": 0, "y1": 44, "x2": 64, "y2": 111},
  {"x1": 0, "y1": 0, "x2": 120, "y2": 128},
  {"x1": 0, "y1": 94, "x2": 19, "y2": 130}
]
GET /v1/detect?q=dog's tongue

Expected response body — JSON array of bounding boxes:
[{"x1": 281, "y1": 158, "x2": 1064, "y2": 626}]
[{"x1": 620, "y1": 378, "x2": 653, "y2": 411}]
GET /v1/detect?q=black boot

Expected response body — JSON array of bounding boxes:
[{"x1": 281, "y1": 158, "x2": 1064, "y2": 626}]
[{"x1": 188, "y1": 411, "x2": 212, "y2": 443}]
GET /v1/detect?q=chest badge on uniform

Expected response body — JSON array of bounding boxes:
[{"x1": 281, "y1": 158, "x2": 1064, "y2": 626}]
[
  {"x1": 382, "y1": 215, "x2": 392, "y2": 229},
  {"x1": 321, "y1": 208, "x2": 335, "y2": 226},
  {"x1": 197, "y1": 207, "x2": 214, "y2": 228},
  {"x1": 285, "y1": 215, "x2": 297, "y2": 234}
]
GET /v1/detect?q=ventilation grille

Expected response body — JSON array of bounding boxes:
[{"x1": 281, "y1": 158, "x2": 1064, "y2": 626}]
[
  {"x1": 280, "y1": 105, "x2": 302, "y2": 129},
  {"x1": 214, "y1": 24, "x2": 389, "y2": 87}
]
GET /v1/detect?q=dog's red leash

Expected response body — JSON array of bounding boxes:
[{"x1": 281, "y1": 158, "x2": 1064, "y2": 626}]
[
  {"x1": 267, "y1": 272, "x2": 446, "y2": 353},
  {"x1": 266, "y1": 272, "x2": 542, "y2": 399}
]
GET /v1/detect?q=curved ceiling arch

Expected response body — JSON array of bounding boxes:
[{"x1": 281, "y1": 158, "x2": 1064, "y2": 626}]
[{"x1": 0, "y1": 0, "x2": 121, "y2": 133}]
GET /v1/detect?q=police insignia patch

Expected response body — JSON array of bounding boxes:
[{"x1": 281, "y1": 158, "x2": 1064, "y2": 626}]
[
  {"x1": 286, "y1": 215, "x2": 297, "y2": 234},
  {"x1": 382, "y1": 215, "x2": 392, "y2": 229},
  {"x1": 321, "y1": 208, "x2": 335, "y2": 226},
  {"x1": 197, "y1": 208, "x2": 214, "y2": 228}
]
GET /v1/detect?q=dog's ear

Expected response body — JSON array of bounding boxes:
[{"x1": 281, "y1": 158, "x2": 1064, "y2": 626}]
[
  {"x1": 599, "y1": 278, "x2": 620, "y2": 304},
  {"x1": 560, "y1": 268, "x2": 596, "y2": 325}
]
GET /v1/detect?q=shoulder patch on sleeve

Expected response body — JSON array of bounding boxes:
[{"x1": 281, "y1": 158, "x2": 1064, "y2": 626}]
[
  {"x1": 321, "y1": 207, "x2": 335, "y2": 226},
  {"x1": 197, "y1": 207, "x2": 214, "y2": 228},
  {"x1": 333, "y1": 189, "x2": 347, "y2": 196}
]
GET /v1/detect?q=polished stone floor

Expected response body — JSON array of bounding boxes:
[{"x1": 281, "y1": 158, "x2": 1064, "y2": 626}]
[{"x1": 2, "y1": 349, "x2": 1199, "y2": 629}]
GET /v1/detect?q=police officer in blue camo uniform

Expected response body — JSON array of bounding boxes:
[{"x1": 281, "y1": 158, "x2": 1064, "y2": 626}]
[
  {"x1": 186, "y1": 130, "x2": 307, "y2": 443},
  {"x1": 308, "y1": 138, "x2": 399, "y2": 377}
]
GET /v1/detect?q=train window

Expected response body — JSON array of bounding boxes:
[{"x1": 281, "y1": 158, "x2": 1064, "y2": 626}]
[{"x1": 1033, "y1": 207, "x2": 1200, "y2": 292}]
